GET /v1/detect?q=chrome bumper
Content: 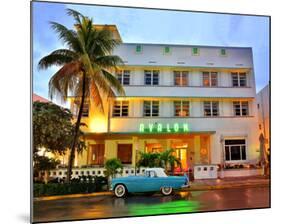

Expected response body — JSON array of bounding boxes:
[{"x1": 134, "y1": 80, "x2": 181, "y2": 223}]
[{"x1": 181, "y1": 184, "x2": 190, "y2": 188}]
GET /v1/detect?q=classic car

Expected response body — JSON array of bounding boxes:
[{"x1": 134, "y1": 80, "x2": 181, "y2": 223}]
[{"x1": 110, "y1": 168, "x2": 189, "y2": 197}]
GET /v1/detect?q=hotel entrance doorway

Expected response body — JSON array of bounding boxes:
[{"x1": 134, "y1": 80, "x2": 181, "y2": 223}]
[
  {"x1": 174, "y1": 144, "x2": 194, "y2": 171},
  {"x1": 175, "y1": 148, "x2": 188, "y2": 170}
]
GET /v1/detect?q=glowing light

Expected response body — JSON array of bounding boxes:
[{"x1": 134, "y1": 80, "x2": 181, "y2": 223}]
[
  {"x1": 139, "y1": 123, "x2": 145, "y2": 132},
  {"x1": 128, "y1": 200, "x2": 200, "y2": 216},
  {"x1": 174, "y1": 123, "x2": 179, "y2": 132},
  {"x1": 89, "y1": 116, "x2": 107, "y2": 133},
  {"x1": 139, "y1": 123, "x2": 190, "y2": 133},
  {"x1": 157, "y1": 123, "x2": 162, "y2": 132}
]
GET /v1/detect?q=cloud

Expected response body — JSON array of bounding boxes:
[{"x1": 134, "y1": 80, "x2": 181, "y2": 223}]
[{"x1": 33, "y1": 2, "x2": 269, "y2": 94}]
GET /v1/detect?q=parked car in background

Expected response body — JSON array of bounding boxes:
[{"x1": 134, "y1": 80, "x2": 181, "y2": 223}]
[{"x1": 110, "y1": 168, "x2": 189, "y2": 197}]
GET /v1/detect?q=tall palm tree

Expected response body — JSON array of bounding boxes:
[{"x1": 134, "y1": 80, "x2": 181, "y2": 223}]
[{"x1": 38, "y1": 9, "x2": 125, "y2": 183}]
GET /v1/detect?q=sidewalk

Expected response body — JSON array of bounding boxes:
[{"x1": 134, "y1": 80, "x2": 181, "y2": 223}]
[
  {"x1": 34, "y1": 175, "x2": 269, "y2": 201},
  {"x1": 187, "y1": 175, "x2": 269, "y2": 191}
]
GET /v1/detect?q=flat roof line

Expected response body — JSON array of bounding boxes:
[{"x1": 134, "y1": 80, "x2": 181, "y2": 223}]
[{"x1": 121, "y1": 42, "x2": 252, "y2": 49}]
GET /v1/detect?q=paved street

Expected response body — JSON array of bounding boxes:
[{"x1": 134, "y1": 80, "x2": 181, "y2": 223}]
[{"x1": 33, "y1": 186, "x2": 270, "y2": 223}]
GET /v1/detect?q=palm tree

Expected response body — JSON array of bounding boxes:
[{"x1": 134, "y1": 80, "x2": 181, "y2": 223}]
[
  {"x1": 38, "y1": 9, "x2": 125, "y2": 183},
  {"x1": 137, "y1": 151, "x2": 160, "y2": 168},
  {"x1": 159, "y1": 149, "x2": 181, "y2": 174}
]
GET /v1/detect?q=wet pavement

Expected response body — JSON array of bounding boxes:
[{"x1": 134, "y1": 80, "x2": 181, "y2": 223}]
[{"x1": 33, "y1": 186, "x2": 270, "y2": 223}]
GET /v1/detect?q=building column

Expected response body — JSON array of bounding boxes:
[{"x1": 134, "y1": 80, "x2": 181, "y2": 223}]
[
  {"x1": 194, "y1": 135, "x2": 201, "y2": 164},
  {"x1": 104, "y1": 140, "x2": 117, "y2": 161},
  {"x1": 132, "y1": 137, "x2": 139, "y2": 166}
]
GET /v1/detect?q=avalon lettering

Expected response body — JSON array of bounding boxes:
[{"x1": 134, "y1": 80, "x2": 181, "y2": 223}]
[{"x1": 139, "y1": 123, "x2": 189, "y2": 133}]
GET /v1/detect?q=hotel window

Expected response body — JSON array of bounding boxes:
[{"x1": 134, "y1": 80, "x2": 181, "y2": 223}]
[
  {"x1": 143, "y1": 101, "x2": 159, "y2": 117},
  {"x1": 192, "y1": 47, "x2": 199, "y2": 55},
  {"x1": 144, "y1": 70, "x2": 159, "y2": 85},
  {"x1": 220, "y1": 48, "x2": 227, "y2": 56},
  {"x1": 174, "y1": 101, "x2": 190, "y2": 117},
  {"x1": 117, "y1": 70, "x2": 130, "y2": 85},
  {"x1": 203, "y1": 72, "x2": 217, "y2": 87},
  {"x1": 233, "y1": 101, "x2": 249, "y2": 116},
  {"x1": 113, "y1": 101, "x2": 129, "y2": 117},
  {"x1": 204, "y1": 101, "x2": 219, "y2": 117},
  {"x1": 232, "y1": 72, "x2": 247, "y2": 87},
  {"x1": 224, "y1": 139, "x2": 246, "y2": 161},
  {"x1": 135, "y1": 45, "x2": 142, "y2": 53},
  {"x1": 174, "y1": 71, "x2": 188, "y2": 86},
  {"x1": 117, "y1": 144, "x2": 132, "y2": 164}
]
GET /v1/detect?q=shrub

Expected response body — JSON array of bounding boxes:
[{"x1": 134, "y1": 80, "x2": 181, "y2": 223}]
[
  {"x1": 105, "y1": 158, "x2": 123, "y2": 178},
  {"x1": 33, "y1": 175, "x2": 108, "y2": 197}
]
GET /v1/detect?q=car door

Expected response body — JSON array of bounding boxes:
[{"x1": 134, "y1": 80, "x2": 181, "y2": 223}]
[{"x1": 132, "y1": 170, "x2": 160, "y2": 192}]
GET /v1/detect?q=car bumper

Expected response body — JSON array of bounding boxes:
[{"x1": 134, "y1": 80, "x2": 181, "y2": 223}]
[{"x1": 181, "y1": 184, "x2": 190, "y2": 188}]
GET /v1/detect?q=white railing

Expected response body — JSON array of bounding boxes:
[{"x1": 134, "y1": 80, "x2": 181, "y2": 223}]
[{"x1": 41, "y1": 166, "x2": 147, "y2": 180}]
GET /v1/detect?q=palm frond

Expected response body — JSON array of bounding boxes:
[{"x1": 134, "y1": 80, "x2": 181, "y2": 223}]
[
  {"x1": 66, "y1": 8, "x2": 84, "y2": 25},
  {"x1": 89, "y1": 79, "x2": 104, "y2": 113},
  {"x1": 94, "y1": 55, "x2": 124, "y2": 69},
  {"x1": 89, "y1": 29, "x2": 121, "y2": 56},
  {"x1": 38, "y1": 49, "x2": 78, "y2": 70},
  {"x1": 50, "y1": 22, "x2": 82, "y2": 53},
  {"x1": 48, "y1": 61, "x2": 82, "y2": 101},
  {"x1": 101, "y1": 69, "x2": 125, "y2": 96}
]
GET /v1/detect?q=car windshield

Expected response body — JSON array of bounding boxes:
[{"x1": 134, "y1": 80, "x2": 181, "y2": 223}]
[{"x1": 144, "y1": 169, "x2": 168, "y2": 177}]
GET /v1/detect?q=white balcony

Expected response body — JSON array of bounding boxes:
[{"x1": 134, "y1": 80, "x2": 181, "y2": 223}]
[{"x1": 122, "y1": 86, "x2": 255, "y2": 99}]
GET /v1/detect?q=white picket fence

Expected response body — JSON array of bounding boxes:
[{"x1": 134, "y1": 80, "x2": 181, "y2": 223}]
[{"x1": 40, "y1": 166, "x2": 147, "y2": 180}]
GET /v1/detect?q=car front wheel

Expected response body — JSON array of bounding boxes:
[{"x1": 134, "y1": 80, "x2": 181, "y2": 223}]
[
  {"x1": 161, "y1": 186, "x2": 173, "y2": 196},
  {"x1": 114, "y1": 184, "x2": 127, "y2": 198}
]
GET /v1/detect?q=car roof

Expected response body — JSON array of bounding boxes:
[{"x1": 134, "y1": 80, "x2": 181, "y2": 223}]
[{"x1": 145, "y1": 168, "x2": 164, "y2": 171}]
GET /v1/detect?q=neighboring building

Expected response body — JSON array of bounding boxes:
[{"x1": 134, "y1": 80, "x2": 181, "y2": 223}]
[
  {"x1": 33, "y1": 93, "x2": 49, "y2": 103},
  {"x1": 51, "y1": 25, "x2": 261, "y2": 178},
  {"x1": 256, "y1": 84, "x2": 270, "y2": 151}
]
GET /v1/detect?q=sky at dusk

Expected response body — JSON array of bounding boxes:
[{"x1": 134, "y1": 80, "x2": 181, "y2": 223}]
[{"x1": 32, "y1": 1, "x2": 269, "y2": 100}]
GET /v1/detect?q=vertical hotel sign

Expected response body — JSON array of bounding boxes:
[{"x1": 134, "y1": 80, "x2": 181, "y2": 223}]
[{"x1": 139, "y1": 123, "x2": 189, "y2": 133}]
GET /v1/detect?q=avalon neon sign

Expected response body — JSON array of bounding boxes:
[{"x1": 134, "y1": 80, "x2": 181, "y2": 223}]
[{"x1": 139, "y1": 123, "x2": 189, "y2": 133}]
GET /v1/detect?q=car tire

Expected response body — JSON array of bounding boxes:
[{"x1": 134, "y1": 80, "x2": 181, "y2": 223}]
[
  {"x1": 114, "y1": 184, "x2": 127, "y2": 198},
  {"x1": 161, "y1": 187, "x2": 173, "y2": 196}
]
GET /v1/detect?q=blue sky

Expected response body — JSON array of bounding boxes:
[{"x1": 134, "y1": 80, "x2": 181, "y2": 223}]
[{"x1": 32, "y1": 1, "x2": 269, "y2": 100}]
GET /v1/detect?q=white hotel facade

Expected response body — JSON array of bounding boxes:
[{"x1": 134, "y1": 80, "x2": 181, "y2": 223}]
[{"x1": 54, "y1": 26, "x2": 261, "y2": 178}]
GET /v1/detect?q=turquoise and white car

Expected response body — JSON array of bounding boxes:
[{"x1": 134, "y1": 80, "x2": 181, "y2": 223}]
[{"x1": 110, "y1": 168, "x2": 189, "y2": 197}]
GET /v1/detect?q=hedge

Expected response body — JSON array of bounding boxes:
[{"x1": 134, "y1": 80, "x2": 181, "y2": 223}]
[{"x1": 33, "y1": 176, "x2": 108, "y2": 197}]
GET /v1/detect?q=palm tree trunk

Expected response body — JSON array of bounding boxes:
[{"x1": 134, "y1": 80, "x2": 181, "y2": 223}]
[{"x1": 66, "y1": 71, "x2": 86, "y2": 183}]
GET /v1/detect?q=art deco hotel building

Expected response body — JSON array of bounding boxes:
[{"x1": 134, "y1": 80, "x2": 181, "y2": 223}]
[{"x1": 51, "y1": 26, "x2": 260, "y2": 178}]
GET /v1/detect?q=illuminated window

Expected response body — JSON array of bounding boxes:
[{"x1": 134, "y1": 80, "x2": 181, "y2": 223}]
[
  {"x1": 203, "y1": 72, "x2": 217, "y2": 87},
  {"x1": 135, "y1": 45, "x2": 142, "y2": 53},
  {"x1": 232, "y1": 72, "x2": 247, "y2": 87},
  {"x1": 117, "y1": 70, "x2": 130, "y2": 85},
  {"x1": 143, "y1": 101, "x2": 159, "y2": 117},
  {"x1": 224, "y1": 139, "x2": 246, "y2": 161},
  {"x1": 174, "y1": 71, "x2": 188, "y2": 86},
  {"x1": 174, "y1": 101, "x2": 190, "y2": 117},
  {"x1": 233, "y1": 101, "x2": 249, "y2": 116},
  {"x1": 204, "y1": 101, "x2": 219, "y2": 117},
  {"x1": 113, "y1": 101, "x2": 129, "y2": 117},
  {"x1": 192, "y1": 47, "x2": 199, "y2": 55},
  {"x1": 144, "y1": 70, "x2": 159, "y2": 85}
]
